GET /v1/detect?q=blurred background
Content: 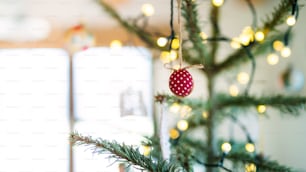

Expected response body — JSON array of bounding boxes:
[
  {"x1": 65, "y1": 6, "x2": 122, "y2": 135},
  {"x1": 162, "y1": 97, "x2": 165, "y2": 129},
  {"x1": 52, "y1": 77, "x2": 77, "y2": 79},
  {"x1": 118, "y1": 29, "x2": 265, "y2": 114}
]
[{"x1": 0, "y1": 0, "x2": 305, "y2": 171}]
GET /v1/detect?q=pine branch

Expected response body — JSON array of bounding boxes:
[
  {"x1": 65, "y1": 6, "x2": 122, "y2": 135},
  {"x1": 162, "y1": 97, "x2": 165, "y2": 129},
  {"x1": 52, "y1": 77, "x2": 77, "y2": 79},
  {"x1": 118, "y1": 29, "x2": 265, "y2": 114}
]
[
  {"x1": 226, "y1": 152, "x2": 295, "y2": 172},
  {"x1": 215, "y1": 0, "x2": 294, "y2": 73},
  {"x1": 70, "y1": 132, "x2": 181, "y2": 172},
  {"x1": 181, "y1": 0, "x2": 208, "y2": 67},
  {"x1": 96, "y1": 0, "x2": 157, "y2": 48},
  {"x1": 214, "y1": 94, "x2": 306, "y2": 115}
]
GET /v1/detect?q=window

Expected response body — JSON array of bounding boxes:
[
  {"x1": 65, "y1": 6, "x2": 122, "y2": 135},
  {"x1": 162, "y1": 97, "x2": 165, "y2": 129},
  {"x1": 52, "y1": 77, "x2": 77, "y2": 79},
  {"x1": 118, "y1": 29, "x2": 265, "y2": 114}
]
[{"x1": 0, "y1": 47, "x2": 153, "y2": 172}]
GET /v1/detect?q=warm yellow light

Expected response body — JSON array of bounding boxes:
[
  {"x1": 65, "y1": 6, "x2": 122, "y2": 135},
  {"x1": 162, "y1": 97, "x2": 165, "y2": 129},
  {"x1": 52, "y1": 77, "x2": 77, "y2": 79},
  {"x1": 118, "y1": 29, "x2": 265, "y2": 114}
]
[
  {"x1": 255, "y1": 31, "x2": 265, "y2": 42},
  {"x1": 239, "y1": 26, "x2": 254, "y2": 46},
  {"x1": 141, "y1": 3, "x2": 155, "y2": 17},
  {"x1": 180, "y1": 105, "x2": 192, "y2": 118},
  {"x1": 286, "y1": 15, "x2": 296, "y2": 26},
  {"x1": 230, "y1": 37, "x2": 241, "y2": 49},
  {"x1": 212, "y1": 0, "x2": 224, "y2": 7},
  {"x1": 200, "y1": 32, "x2": 208, "y2": 43},
  {"x1": 157, "y1": 37, "x2": 168, "y2": 47},
  {"x1": 257, "y1": 105, "x2": 266, "y2": 114},
  {"x1": 169, "y1": 50, "x2": 178, "y2": 61},
  {"x1": 169, "y1": 128, "x2": 180, "y2": 139},
  {"x1": 266, "y1": 53, "x2": 279, "y2": 65},
  {"x1": 169, "y1": 102, "x2": 181, "y2": 113},
  {"x1": 160, "y1": 51, "x2": 170, "y2": 63},
  {"x1": 110, "y1": 40, "x2": 122, "y2": 48},
  {"x1": 280, "y1": 47, "x2": 291, "y2": 58},
  {"x1": 245, "y1": 143, "x2": 255, "y2": 153},
  {"x1": 229, "y1": 84, "x2": 239, "y2": 97},
  {"x1": 237, "y1": 72, "x2": 250, "y2": 85},
  {"x1": 177, "y1": 120, "x2": 189, "y2": 131},
  {"x1": 245, "y1": 163, "x2": 257, "y2": 172},
  {"x1": 273, "y1": 40, "x2": 284, "y2": 51},
  {"x1": 139, "y1": 145, "x2": 151, "y2": 156},
  {"x1": 171, "y1": 38, "x2": 180, "y2": 49},
  {"x1": 202, "y1": 111, "x2": 209, "y2": 119},
  {"x1": 221, "y1": 142, "x2": 232, "y2": 153}
]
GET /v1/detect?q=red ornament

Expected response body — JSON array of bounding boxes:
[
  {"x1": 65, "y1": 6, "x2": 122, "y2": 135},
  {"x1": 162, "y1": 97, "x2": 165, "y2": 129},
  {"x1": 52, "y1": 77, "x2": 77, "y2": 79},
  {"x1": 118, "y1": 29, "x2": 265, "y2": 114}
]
[{"x1": 169, "y1": 68, "x2": 194, "y2": 97}]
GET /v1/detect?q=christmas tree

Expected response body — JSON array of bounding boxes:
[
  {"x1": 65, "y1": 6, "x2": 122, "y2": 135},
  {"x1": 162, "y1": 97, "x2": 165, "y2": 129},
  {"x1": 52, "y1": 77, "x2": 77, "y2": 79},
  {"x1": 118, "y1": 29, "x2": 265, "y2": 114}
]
[{"x1": 71, "y1": 0, "x2": 306, "y2": 171}]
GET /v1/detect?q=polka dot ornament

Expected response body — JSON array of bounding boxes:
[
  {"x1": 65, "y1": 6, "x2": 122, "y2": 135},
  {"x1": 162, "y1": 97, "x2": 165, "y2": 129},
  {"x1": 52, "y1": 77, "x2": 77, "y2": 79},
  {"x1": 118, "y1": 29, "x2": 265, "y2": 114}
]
[{"x1": 169, "y1": 68, "x2": 194, "y2": 97}]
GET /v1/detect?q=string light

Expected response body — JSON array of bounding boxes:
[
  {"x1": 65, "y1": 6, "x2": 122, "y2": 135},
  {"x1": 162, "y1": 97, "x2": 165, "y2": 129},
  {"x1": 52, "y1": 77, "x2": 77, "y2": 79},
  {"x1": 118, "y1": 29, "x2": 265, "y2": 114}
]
[
  {"x1": 255, "y1": 31, "x2": 265, "y2": 42},
  {"x1": 245, "y1": 163, "x2": 257, "y2": 172},
  {"x1": 180, "y1": 105, "x2": 192, "y2": 118},
  {"x1": 257, "y1": 105, "x2": 266, "y2": 114},
  {"x1": 169, "y1": 102, "x2": 181, "y2": 113},
  {"x1": 286, "y1": 15, "x2": 296, "y2": 26},
  {"x1": 171, "y1": 38, "x2": 180, "y2": 49},
  {"x1": 237, "y1": 72, "x2": 250, "y2": 85},
  {"x1": 212, "y1": 0, "x2": 224, "y2": 7},
  {"x1": 239, "y1": 26, "x2": 254, "y2": 46},
  {"x1": 139, "y1": 145, "x2": 152, "y2": 156},
  {"x1": 177, "y1": 119, "x2": 189, "y2": 131},
  {"x1": 266, "y1": 53, "x2": 279, "y2": 65},
  {"x1": 273, "y1": 40, "x2": 284, "y2": 51},
  {"x1": 229, "y1": 84, "x2": 239, "y2": 97},
  {"x1": 202, "y1": 111, "x2": 208, "y2": 119},
  {"x1": 169, "y1": 128, "x2": 180, "y2": 139},
  {"x1": 245, "y1": 143, "x2": 255, "y2": 153},
  {"x1": 110, "y1": 40, "x2": 122, "y2": 48},
  {"x1": 200, "y1": 32, "x2": 208, "y2": 43},
  {"x1": 230, "y1": 37, "x2": 241, "y2": 49},
  {"x1": 221, "y1": 142, "x2": 232, "y2": 153},
  {"x1": 280, "y1": 46, "x2": 291, "y2": 58},
  {"x1": 141, "y1": 3, "x2": 155, "y2": 17},
  {"x1": 157, "y1": 37, "x2": 168, "y2": 47}
]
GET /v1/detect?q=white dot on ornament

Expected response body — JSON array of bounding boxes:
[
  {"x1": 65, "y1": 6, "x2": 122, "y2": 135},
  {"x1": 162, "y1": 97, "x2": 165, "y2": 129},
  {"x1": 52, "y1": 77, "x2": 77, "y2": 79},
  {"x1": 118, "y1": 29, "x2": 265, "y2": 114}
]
[
  {"x1": 141, "y1": 3, "x2": 155, "y2": 17},
  {"x1": 286, "y1": 15, "x2": 296, "y2": 26},
  {"x1": 237, "y1": 72, "x2": 250, "y2": 85},
  {"x1": 221, "y1": 142, "x2": 231, "y2": 153},
  {"x1": 266, "y1": 53, "x2": 279, "y2": 65},
  {"x1": 281, "y1": 47, "x2": 291, "y2": 58},
  {"x1": 157, "y1": 37, "x2": 168, "y2": 47},
  {"x1": 212, "y1": 0, "x2": 224, "y2": 7}
]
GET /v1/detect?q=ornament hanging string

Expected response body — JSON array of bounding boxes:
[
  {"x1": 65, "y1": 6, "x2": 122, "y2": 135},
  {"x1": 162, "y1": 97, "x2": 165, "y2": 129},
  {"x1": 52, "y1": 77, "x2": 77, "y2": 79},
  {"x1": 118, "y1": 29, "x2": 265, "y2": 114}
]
[{"x1": 164, "y1": 0, "x2": 204, "y2": 71}]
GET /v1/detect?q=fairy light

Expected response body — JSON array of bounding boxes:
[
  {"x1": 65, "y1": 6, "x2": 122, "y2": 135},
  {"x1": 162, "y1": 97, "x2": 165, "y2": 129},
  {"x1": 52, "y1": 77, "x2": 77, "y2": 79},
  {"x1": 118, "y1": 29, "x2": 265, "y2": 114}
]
[
  {"x1": 245, "y1": 143, "x2": 255, "y2": 153},
  {"x1": 229, "y1": 84, "x2": 239, "y2": 97},
  {"x1": 200, "y1": 32, "x2": 208, "y2": 43},
  {"x1": 110, "y1": 40, "x2": 122, "y2": 48},
  {"x1": 280, "y1": 46, "x2": 291, "y2": 58},
  {"x1": 177, "y1": 120, "x2": 189, "y2": 131},
  {"x1": 239, "y1": 26, "x2": 254, "y2": 46},
  {"x1": 171, "y1": 38, "x2": 180, "y2": 49},
  {"x1": 273, "y1": 40, "x2": 284, "y2": 51},
  {"x1": 169, "y1": 50, "x2": 178, "y2": 61},
  {"x1": 257, "y1": 105, "x2": 266, "y2": 114},
  {"x1": 141, "y1": 3, "x2": 155, "y2": 17},
  {"x1": 237, "y1": 72, "x2": 250, "y2": 85},
  {"x1": 266, "y1": 53, "x2": 279, "y2": 65},
  {"x1": 255, "y1": 31, "x2": 265, "y2": 42},
  {"x1": 245, "y1": 163, "x2": 256, "y2": 172},
  {"x1": 180, "y1": 105, "x2": 192, "y2": 118},
  {"x1": 157, "y1": 37, "x2": 168, "y2": 47},
  {"x1": 221, "y1": 142, "x2": 232, "y2": 153},
  {"x1": 212, "y1": 0, "x2": 224, "y2": 7},
  {"x1": 139, "y1": 145, "x2": 152, "y2": 156},
  {"x1": 169, "y1": 102, "x2": 181, "y2": 113},
  {"x1": 202, "y1": 111, "x2": 209, "y2": 119},
  {"x1": 230, "y1": 37, "x2": 241, "y2": 49},
  {"x1": 169, "y1": 128, "x2": 180, "y2": 139},
  {"x1": 286, "y1": 15, "x2": 296, "y2": 26}
]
